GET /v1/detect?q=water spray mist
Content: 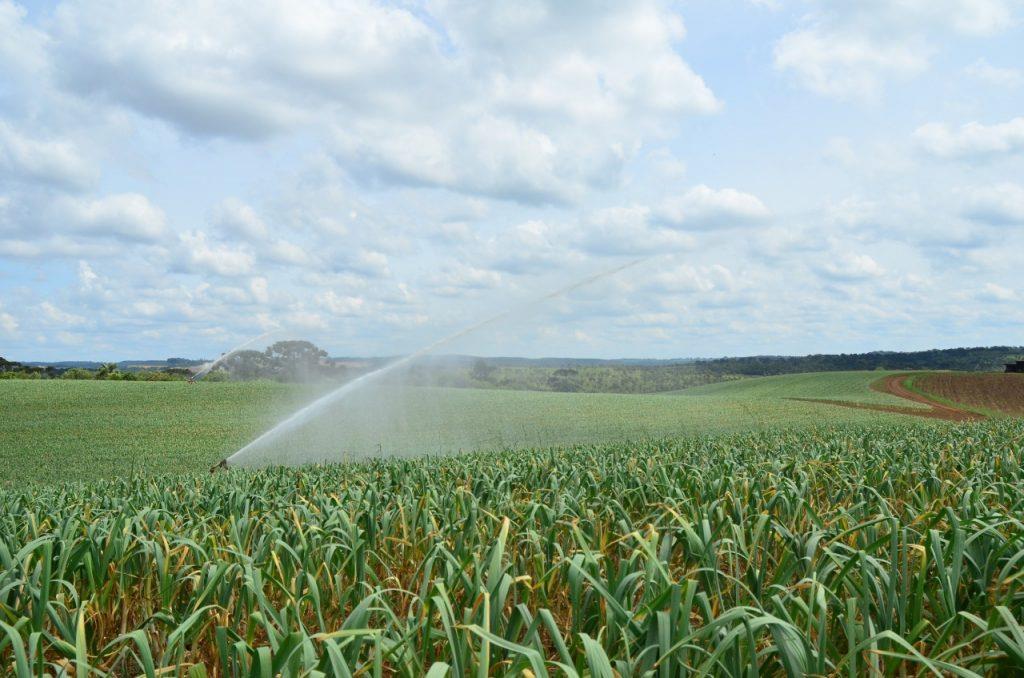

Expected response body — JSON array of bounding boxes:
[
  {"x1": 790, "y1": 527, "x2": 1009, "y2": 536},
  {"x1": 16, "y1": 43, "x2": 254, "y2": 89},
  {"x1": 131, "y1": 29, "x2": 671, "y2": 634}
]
[
  {"x1": 192, "y1": 329, "x2": 279, "y2": 381},
  {"x1": 215, "y1": 258, "x2": 644, "y2": 470}
]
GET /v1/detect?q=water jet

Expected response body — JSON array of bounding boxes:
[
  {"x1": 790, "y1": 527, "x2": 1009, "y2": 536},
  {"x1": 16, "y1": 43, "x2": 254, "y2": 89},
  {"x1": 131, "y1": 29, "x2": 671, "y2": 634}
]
[{"x1": 218, "y1": 259, "x2": 644, "y2": 469}]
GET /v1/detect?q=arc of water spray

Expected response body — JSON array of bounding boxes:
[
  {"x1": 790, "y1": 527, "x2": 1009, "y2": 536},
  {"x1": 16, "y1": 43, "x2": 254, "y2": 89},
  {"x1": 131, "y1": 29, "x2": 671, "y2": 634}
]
[
  {"x1": 224, "y1": 258, "x2": 644, "y2": 466},
  {"x1": 192, "y1": 329, "x2": 280, "y2": 381}
]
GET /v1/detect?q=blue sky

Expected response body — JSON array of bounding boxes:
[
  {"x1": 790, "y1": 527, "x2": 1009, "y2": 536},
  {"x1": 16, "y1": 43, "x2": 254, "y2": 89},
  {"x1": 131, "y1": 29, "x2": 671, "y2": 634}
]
[{"x1": 1, "y1": 0, "x2": 1022, "y2": 361}]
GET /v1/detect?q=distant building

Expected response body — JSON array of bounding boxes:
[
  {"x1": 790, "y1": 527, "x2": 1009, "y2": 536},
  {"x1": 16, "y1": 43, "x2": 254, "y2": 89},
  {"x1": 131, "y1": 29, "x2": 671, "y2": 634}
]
[{"x1": 1006, "y1": 360, "x2": 1024, "y2": 374}]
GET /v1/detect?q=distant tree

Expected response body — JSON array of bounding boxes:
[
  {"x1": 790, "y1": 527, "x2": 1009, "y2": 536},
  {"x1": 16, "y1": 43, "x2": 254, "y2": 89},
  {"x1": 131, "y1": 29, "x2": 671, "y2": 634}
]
[
  {"x1": 471, "y1": 359, "x2": 496, "y2": 382},
  {"x1": 0, "y1": 356, "x2": 22, "y2": 373},
  {"x1": 222, "y1": 350, "x2": 276, "y2": 381},
  {"x1": 61, "y1": 368, "x2": 96, "y2": 380},
  {"x1": 547, "y1": 368, "x2": 580, "y2": 392},
  {"x1": 166, "y1": 357, "x2": 203, "y2": 367},
  {"x1": 264, "y1": 340, "x2": 329, "y2": 382},
  {"x1": 96, "y1": 363, "x2": 119, "y2": 379}
]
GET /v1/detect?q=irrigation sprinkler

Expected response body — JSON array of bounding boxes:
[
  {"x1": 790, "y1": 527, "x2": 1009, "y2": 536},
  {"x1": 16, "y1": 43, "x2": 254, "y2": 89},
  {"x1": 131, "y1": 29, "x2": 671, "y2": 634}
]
[{"x1": 210, "y1": 459, "x2": 229, "y2": 473}]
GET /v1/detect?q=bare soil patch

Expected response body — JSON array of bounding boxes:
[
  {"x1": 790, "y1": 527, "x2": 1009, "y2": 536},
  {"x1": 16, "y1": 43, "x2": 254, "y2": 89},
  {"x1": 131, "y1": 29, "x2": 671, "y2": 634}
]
[
  {"x1": 791, "y1": 373, "x2": 985, "y2": 421},
  {"x1": 914, "y1": 372, "x2": 1024, "y2": 417}
]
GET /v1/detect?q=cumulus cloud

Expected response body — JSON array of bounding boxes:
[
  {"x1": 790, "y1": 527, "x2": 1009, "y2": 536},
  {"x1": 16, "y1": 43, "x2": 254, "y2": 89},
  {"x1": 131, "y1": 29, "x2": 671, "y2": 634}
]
[
  {"x1": 284, "y1": 310, "x2": 328, "y2": 331},
  {"x1": 317, "y1": 290, "x2": 365, "y2": 315},
  {"x1": 59, "y1": 193, "x2": 167, "y2": 241},
  {"x1": 964, "y1": 58, "x2": 1023, "y2": 87},
  {"x1": 0, "y1": 0, "x2": 49, "y2": 86},
  {"x1": 978, "y1": 282, "x2": 1017, "y2": 301},
  {"x1": 0, "y1": 122, "x2": 96, "y2": 190},
  {"x1": 774, "y1": 0, "x2": 1017, "y2": 100},
  {"x1": 179, "y1": 230, "x2": 254, "y2": 277},
  {"x1": 2, "y1": 0, "x2": 1022, "y2": 360},
  {"x1": 573, "y1": 206, "x2": 693, "y2": 255},
  {"x1": 39, "y1": 0, "x2": 718, "y2": 205},
  {"x1": 334, "y1": 116, "x2": 594, "y2": 205},
  {"x1": 774, "y1": 30, "x2": 927, "y2": 101},
  {"x1": 209, "y1": 199, "x2": 315, "y2": 267},
  {"x1": 0, "y1": 302, "x2": 18, "y2": 335},
  {"x1": 213, "y1": 198, "x2": 271, "y2": 240},
  {"x1": 260, "y1": 239, "x2": 307, "y2": 265},
  {"x1": 817, "y1": 252, "x2": 886, "y2": 281},
  {"x1": 657, "y1": 185, "x2": 769, "y2": 230},
  {"x1": 49, "y1": 0, "x2": 440, "y2": 139},
  {"x1": 39, "y1": 301, "x2": 87, "y2": 326},
  {"x1": 428, "y1": 265, "x2": 503, "y2": 297},
  {"x1": 914, "y1": 117, "x2": 1024, "y2": 160},
  {"x1": 645, "y1": 263, "x2": 738, "y2": 295},
  {"x1": 480, "y1": 219, "x2": 581, "y2": 274},
  {"x1": 962, "y1": 183, "x2": 1024, "y2": 225},
  {"x1": 441, "y1": 1, "x2": 720, "y2": 119},
  {"x1": 249, "y1": 277, "x2": 269, "y2": 304},
  {"x1": 0, "y1": 235, "x2": 121, "y2": 259}
]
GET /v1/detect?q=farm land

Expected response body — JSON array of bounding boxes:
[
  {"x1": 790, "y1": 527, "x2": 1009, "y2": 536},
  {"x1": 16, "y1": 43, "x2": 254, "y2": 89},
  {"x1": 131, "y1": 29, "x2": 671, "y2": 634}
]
[{"x1": 2, "y1": 369, "x2": 1024, "y2": 674}]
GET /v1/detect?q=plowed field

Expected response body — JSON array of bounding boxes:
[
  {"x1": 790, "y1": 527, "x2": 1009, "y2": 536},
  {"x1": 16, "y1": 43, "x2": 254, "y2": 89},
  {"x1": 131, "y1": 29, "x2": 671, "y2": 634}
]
[{"x1": 913, "y1": 372, "x2": 1024, "y2": 416}]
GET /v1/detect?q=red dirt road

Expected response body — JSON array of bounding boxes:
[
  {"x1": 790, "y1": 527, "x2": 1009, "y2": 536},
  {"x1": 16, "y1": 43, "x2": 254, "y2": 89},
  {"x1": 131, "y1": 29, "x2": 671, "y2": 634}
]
[
  {"x1": 790, "y1": 374, "x2": 985, "y2": 421},
  {"x1": 871, "y1": 374, "x2": 983, "y2": 421}
]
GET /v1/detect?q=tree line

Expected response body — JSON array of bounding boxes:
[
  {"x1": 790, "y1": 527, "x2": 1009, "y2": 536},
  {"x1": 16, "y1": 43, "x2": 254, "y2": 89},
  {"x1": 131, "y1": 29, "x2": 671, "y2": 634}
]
[
  {"x1": 0, "y1": 357, "x2": 193, "y2": 380},
  {"x1": 692, "y1": 346, "x2": 1024, "y2": 376}
]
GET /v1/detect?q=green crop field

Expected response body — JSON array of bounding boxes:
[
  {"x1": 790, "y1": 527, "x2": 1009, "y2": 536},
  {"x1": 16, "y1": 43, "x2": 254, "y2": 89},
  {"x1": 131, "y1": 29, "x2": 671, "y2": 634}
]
[
  {"x1": 3, "y1": 419, "x2": 1024, "y2": 675},
  {"x1": 2, "y1": 372, "x2": 919, "y2": 485},
  {"x1": 674, "y1": 370, "x2": 929, "y2": 407}
]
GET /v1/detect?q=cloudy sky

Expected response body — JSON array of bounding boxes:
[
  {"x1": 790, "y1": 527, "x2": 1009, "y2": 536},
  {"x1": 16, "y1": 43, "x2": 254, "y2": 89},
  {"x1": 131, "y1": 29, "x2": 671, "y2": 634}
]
[{"x1": 1, "y1": 0, "x2": 1022, "y2": 361}]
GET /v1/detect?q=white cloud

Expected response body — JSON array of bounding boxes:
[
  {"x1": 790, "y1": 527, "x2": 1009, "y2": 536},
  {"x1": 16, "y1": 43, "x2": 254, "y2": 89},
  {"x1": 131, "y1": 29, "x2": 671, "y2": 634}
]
[
  {"x1": 0, "y1": 122, "x2": 96, "y2": 190},
  {"x1": 210, "y1": 199, "x2": 314, "y2": 266},
  {"x1": 38, "y1": 301, "x2": 87, "y2": 326},
  {"x1": 646, "y1": 263, "x2": 736, "y2": 294},
  {"x1": 335, "y1": 115, "x2": 591, "y2": 205},
  {"x1": 774, "y1": 1, "x2": 1017, "y2": 100},
  {"x1": 428, "y1": 265, "x2": 503, "y2": 296},
  {"x1": 249, "y1": 277, "x2": 269, "y2": 304},
  {"x1": 213, "y1": 198, "x2": 270, "y2": 240},
  {"x1": 774, "y1": 29, "x2": 927, "y2": 101},
  {"x1": 964, "y1": 58, "x2": 1023, "y2": 87},
  {"x1": 352, "y1": 249, "x2": 390, "y2": 278},
  {"x1": 438, "y1": 1, "x2": 720, "y2": 119},
  {"x1": 0, "y1": 303, "x2": 18, "y2": 335},
  {"x1": 317, "y1": 290, "x2": 364, "y2": 315},
  {"x1": 574, "y1": 206, "x2": 693, "y2": 255},
  {"x1": 962, "y1": 183, "x2": 1024, "y2": 225},
  {"x1": 822, "y1": 137, "x2": 858, "y2": 166},
  {"x1": 978, "y1": 282, "x2": 1017, "y2": 301},
  {"x1": 914, "y1": 118, "x2": 1024, "y2": 160},
  {"x1": 284, "y1": 310, "x2": 328, "y2": 331},
  {"x1": 78, "y1": 260, "x2": 98, "y2": 289},
  {"x1": 657, "y1": 185, "x2": 769, "y2": 230},
  {"x1": 2, "y1": 0, "x2": 1022, "y2": 360},
  {"x1": 131, "y1": 300, "x2": 163, "y2": 317},
  {"x1": 61, "y1": 193, "x2": 167, "y2": 241},
  {"x1": 50, "y1": 0, "x2": 440, "y2": 139},
  {"x1": 263, "y1": 239, "x2": 310, "y2": 266},
  {"x1": 42, "y1": 0, "x2": 718, "y2": 205},
  {"x1": 75, "y1": 260, "x2": 117, "y2": 303},
  {"x1": 0, "y1": 1, "x2": 49, "y2": 86},
  {"x1": 818, "y1": 252, "x2": 886, "y2": 281},
  {"x1": 481, "y1": 219, "x2": 581, "y2": 274},
  {"x1": 0, "y1": 235, "x2": 121, "y2": 259},
  {"x1": 179, "y1": 230, "x2": 254, "y2": 277}
]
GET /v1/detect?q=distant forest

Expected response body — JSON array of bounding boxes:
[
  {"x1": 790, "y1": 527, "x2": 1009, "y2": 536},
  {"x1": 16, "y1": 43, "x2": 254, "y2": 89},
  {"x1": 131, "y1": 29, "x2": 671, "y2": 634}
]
[
  {"x1": 5, "y1": 345, "x2": 1022, "y2": 393},
  {"x1": 414, "y1": 346, "x2": 1024, "y2": 394},
  {"x1": 693, "y1": 346, "x2": 1024, "y2": 377}
]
